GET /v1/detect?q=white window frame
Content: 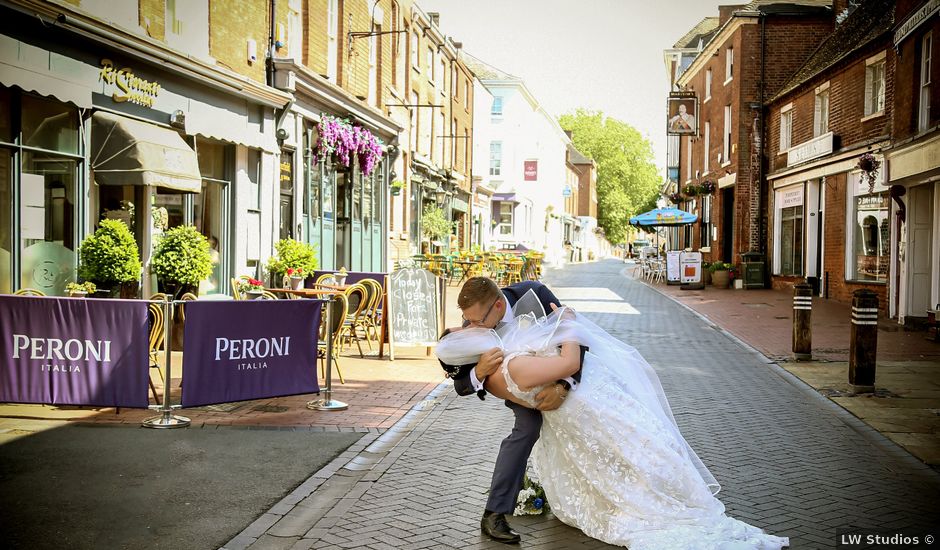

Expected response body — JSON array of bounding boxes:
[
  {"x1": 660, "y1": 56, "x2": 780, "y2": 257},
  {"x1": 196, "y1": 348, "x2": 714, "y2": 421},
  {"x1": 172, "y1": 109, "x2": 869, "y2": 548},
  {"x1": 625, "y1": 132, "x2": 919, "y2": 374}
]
[
  {"x1": 489, "y1": 141, "x2": 502, "y2": 176},
  {"x1": 409, "y1": 91, "x2": 419, "y2": 151},
  {"x1": 287, "y1": 0, "x2": 302, "y2": 61},
  {"x1": 411, "y1": 31, "x2": 420, "y2": 71},
  {"x1": 920, "y1": 34, "x2": 932, "y2": 131},
  {"x1": 427, "y1": 46, "x2": 435, "y2": 83},
  {"x1": 813, "y1": 82, "x2": 829, "y2": 138},
  {"x1": 498, "y1": 202, "x2": 513, "y2": 235},
  {"x1": 491, "y1": 96, "x2": 503, "y2": 117},
  {"x1": 722, "y1": 104, "x2": 732, "y2": 166},
  {"x1": 438, "y1": 56, "x2": 446, "y2": 94},
  {"x1": 779, "y1": 103, "x2": 793, "y2": 152},
  {"x1": 367, "y1": 33, "x2": 378, "y2": 106},
  {"x1": 703, "y1": 121, "x2": 710, "y2": 174},
  {"x1": 705, "y1": 69, "x2": 712, "y2": 102},
  {"x1": 685, "y1": 135, "x2": 692, "y2": 183},
  {"x1": 864, "y1": 51, "x2": 886, "y2": 119},
  {"x1": 725, "y1": 46, "x2": 734, "y2": 83},
  {"x1": 327, "y1": 0, "x2": 338, "y2": 82}
]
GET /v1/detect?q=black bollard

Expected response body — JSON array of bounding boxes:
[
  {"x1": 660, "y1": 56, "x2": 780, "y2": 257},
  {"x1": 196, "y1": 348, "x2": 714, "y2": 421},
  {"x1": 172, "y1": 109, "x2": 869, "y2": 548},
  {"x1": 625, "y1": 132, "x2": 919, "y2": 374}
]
[
  {"x1": 849, "y1": 289, "x2": 879, "y2": 393},
  {"x1": 792, "y1": 282, "x2": 813, "y2": 361}
]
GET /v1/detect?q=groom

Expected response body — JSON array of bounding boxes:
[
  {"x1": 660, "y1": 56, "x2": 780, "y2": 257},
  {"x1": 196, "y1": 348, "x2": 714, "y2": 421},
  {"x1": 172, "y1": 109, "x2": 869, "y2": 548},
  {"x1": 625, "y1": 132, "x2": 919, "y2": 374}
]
[{"x1": 440, "y1": 276, "x2": 582, "y2": 544}]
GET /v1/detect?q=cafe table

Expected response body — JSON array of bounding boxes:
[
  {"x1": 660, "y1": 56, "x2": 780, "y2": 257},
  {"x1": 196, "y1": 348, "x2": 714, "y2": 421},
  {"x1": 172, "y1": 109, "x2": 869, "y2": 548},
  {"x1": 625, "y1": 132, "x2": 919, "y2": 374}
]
[{"x1": 264, "y1": 287, "x2": 342, "y2": 298}]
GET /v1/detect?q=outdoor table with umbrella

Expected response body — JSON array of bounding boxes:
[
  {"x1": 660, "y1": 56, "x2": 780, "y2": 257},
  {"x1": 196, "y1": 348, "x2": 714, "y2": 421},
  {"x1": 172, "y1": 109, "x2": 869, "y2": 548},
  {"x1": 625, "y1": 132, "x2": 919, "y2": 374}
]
[{"x1": 629, "y1": 207, "x2": 699, "y2": 284}]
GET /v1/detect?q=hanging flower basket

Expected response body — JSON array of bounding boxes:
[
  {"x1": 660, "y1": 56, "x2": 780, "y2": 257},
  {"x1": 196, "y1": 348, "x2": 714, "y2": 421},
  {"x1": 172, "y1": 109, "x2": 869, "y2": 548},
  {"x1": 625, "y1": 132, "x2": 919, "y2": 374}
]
[
  {"x1": 667, "y1": 192, "x2": 684, "y2": 204},
  {"x1": 701, "y1": 180, "x2": 716, "y2": 195},
  {"x1": 683, "y1": 184, "x2": 701, "y2": 197},
  {"x1": 857, "y1": 153, "x2": 881, "y2": 194},
  {"x1": 314, "y1": 115, "x2": 384, "y2": 176}
]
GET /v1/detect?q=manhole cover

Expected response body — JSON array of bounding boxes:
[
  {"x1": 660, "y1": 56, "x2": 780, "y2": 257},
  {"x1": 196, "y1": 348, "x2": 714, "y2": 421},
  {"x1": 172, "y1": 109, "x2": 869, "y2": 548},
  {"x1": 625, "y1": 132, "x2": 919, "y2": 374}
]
[
  {"x1": 195, "y1": 402, "x2": 245, "y2": 413},
  {"x1": 251, "y1": 404, "x2": 289, "y2": 413}
]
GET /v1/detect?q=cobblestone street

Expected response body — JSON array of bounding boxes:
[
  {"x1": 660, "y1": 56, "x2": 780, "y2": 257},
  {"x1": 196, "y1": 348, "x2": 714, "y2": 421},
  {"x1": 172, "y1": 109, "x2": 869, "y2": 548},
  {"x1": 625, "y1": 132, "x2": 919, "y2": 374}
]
[{"x1": 228, "y1": 260, "x2": 940, "y2": 550}]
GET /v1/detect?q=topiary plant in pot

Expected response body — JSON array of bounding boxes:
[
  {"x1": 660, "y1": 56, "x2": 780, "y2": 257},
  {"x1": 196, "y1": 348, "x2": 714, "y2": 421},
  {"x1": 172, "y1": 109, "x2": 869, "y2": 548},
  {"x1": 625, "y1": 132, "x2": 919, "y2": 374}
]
[
  {"x1": 267, "y1": 239, "x2": 318, "y2": 287},
  {"x1": 151, "y1": 225, "x2": 212, "y2": 298},
  {"x1": 78, "y1": 219, "x2": 142, "y2": 298}
]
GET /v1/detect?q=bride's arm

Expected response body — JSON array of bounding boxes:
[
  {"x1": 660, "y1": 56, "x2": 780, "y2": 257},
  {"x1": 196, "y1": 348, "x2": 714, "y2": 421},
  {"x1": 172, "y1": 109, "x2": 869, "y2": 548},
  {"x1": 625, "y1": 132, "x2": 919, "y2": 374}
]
[
  {"x1": 483, "y1": 369, "x2": 535, "y2": 408},
  {"x1": 507, "y1": 342, "x2": 581, "y2": 391}
]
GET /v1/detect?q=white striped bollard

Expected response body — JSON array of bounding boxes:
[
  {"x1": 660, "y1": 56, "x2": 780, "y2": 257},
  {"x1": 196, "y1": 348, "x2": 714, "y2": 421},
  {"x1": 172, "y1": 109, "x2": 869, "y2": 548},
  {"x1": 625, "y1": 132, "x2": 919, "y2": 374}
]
[
  {"x1": 792, "y1": 282, "x2": 813, "y2": 361},
  {"x1": 849, "y1": 289, "x2": 878, "y2": 393}
]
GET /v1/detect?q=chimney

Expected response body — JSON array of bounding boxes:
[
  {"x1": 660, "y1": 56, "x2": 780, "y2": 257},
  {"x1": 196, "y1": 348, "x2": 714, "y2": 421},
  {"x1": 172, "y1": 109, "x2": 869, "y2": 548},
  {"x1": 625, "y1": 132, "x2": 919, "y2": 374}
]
[
  {"x1": 718, "y1": 4, "x2": 746, "y2": 26},
  {"x1": 428, "y1": 12, "x2": 440, "y2": 26},
  {"x1": 453, "y1": 41, "x2": 463, "y2": 50}
]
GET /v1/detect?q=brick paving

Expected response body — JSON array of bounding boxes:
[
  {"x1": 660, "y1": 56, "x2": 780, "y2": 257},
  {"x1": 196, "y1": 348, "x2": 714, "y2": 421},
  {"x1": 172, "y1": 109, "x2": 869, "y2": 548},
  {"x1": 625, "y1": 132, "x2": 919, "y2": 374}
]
[{"x1": 226, "y1": 259, "x2": 940, "y2": 550}]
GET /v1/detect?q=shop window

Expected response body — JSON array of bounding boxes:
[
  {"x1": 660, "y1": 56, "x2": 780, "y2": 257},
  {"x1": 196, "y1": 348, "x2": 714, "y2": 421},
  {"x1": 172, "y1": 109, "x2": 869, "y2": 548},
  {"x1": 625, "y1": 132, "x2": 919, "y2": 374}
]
[
  {"x1": 849, "y1": 190, "x2": 889, "y2": 282},
  {"x1": 920, "y1": 34, "x2": 932, "y2": 132},
  {"x1": 196, "y1": 138, "x2": 232, "y2": 295},
  {"x1": 700, "y1": 195, "x2": 711, "y2": 248},
  {"x1": 20, "y1": 151, "x2": 79, "y2": 296},
  {"x1": 0, "y1": 87, "x2": 11, "y2": 144},
  {"x1": 0, "y1": 149, "x2": 11, "y2": 293},
  {"x1": 779, "y1": 205, "x2": 803, "y2": 276},
  {"x1": 498, "y1": 202, "x2": 513, "y2": 235},
  {"x1": 21, "y1": 95, "x2": 78, "y2": 154}
]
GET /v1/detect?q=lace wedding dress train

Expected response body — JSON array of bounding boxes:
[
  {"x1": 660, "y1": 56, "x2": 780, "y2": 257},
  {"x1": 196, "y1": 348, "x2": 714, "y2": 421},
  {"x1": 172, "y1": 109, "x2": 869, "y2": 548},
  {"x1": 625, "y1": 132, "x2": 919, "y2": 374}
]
[{"x1": 436, "y1": 294, "x2": 789, "y2": 550}]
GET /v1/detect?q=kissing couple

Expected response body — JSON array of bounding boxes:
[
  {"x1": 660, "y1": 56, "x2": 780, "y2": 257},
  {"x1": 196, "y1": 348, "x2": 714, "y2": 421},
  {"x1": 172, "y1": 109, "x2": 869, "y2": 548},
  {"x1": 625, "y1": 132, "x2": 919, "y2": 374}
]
[{"x1": 437, "y1": 277, "x2": 789, "y2": 549}]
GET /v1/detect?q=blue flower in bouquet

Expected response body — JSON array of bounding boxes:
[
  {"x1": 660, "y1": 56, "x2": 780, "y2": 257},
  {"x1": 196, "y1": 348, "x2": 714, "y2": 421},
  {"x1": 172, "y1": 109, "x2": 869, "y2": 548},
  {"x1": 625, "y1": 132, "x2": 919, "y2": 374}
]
[{"x1": 533, "y1": 498, "x2": 544, "y2": 510}]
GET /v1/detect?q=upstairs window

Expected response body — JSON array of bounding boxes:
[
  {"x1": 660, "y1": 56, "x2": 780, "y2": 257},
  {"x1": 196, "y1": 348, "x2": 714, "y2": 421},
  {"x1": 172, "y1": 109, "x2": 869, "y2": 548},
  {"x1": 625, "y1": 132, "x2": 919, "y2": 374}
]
[
  {"x1": 725, "y1": 46, "x2": 734, "y2": 82},
  {"x1": 864, "y1": 52, "x2": 886, "y2": 117},
  {"x1": 705, "y1": 69, "x2": 712, "y2": 101},
  {"x1": 920, "y1": 36, "x2": 931, "y2": 131},
  {"x1": 814, "y1": 83, "x2": 829, "y2": 137},
  {"x1": 489, "y1": 141, "x2": 502, "y2": 176},
  {"x1": 491, "y1": 96, "x2": 503, "y2": 117},
  {"x1": 779, "y1": 105, "x2": 793, "y2": 151}
]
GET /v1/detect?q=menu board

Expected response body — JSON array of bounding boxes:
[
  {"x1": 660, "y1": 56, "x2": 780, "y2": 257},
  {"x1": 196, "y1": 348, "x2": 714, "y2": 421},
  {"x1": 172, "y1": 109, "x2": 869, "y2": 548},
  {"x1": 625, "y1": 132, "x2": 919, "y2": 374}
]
[{"x1": 386, "y1": 268, "x2": 441, "y2": 354}]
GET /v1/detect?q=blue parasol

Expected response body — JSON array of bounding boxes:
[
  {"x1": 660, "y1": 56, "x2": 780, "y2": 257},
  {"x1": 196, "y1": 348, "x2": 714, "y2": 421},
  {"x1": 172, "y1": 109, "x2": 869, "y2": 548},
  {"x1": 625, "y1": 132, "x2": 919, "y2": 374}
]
[{"x1": 629, "y1": 207, "x2": 698, "y2": 226}]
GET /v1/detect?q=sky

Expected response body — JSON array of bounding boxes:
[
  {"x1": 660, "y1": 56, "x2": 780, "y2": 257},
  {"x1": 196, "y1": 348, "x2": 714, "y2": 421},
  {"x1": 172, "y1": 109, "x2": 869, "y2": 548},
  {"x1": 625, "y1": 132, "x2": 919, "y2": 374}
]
[{"x1": 419, "y1": 0, "x2": 726, "y2": 174}]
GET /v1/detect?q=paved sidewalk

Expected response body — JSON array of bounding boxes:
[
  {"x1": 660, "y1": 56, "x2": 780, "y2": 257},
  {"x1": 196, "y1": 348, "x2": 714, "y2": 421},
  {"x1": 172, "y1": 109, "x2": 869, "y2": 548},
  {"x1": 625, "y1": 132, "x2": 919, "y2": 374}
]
[
  {"x1": 226, "y1": 260, "x2": 940, "y2": 550},
  {"x1": 644, "y1": 268, "x2": 940, "y2": 466}
]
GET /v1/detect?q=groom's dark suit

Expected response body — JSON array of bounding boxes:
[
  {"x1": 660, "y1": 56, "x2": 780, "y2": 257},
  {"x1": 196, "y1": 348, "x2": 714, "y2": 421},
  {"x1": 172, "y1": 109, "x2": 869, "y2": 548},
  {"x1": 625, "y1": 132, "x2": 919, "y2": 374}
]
[{"x1": 441, "y1": 280, "x2": 584, "y2": 515}]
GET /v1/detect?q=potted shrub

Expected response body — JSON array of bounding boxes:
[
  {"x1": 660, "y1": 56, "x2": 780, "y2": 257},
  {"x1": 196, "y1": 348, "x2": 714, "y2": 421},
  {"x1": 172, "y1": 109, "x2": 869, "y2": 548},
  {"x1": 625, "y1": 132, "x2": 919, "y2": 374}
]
[
  {"x1": 267, "y1": 239, "x2": 318, "y2": 287},
  {"x1": 66, "y1": 281, "x2": 96, "y2": 298},
  {"x1": 78, "y1": 219, "x2": 142, "y2": 298},
  {"x1": 151, "y1": 225, "x2": 213, "y2": 298},
  {"x1": 709, "y1": 261, "x2": 733, "y2": 289}
]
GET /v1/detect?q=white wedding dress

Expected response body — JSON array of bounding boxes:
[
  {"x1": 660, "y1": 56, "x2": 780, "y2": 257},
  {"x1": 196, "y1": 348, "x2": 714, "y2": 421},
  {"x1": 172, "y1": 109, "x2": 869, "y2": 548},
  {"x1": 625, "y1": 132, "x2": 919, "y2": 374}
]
[{"x1": 436, "y1": 292, "x2": 789, "y2": 550}]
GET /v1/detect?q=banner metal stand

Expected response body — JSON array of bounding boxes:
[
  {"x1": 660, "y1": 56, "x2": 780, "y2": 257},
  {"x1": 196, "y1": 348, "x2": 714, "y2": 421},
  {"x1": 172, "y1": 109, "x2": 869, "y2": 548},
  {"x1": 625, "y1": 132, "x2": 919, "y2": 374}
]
[
  {"x1": 143, "y1": 296, "x2": 191, "y2": 428},
  {"x1": 308, "y1": 295, "x2": 348, "y2": 411}
]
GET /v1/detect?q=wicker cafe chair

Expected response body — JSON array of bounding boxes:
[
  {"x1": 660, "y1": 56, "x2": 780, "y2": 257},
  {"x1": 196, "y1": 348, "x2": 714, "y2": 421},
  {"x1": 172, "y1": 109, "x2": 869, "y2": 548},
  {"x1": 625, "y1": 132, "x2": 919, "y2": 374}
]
[
  {"x1": 146, "y1": 300, "x2": 166, "y2": 403},
  {"x1": 316, "y1": 273, "x2": 338, "y2": 286},
  {"x1": 318, "y1": 294, "x2": 347, "y2": 384},
  {"x1": 338, "y1": 283, "x2": 369, "y2": 357},
  {"x1": 358, "y1": 278, "x2": 385, "y2": 347},
  {"x1": 14, "y1": 288, "x2": 46, "y2": 296},
  {"x1": 506, "y1": 260, "x2": 525, "y2": 285}
]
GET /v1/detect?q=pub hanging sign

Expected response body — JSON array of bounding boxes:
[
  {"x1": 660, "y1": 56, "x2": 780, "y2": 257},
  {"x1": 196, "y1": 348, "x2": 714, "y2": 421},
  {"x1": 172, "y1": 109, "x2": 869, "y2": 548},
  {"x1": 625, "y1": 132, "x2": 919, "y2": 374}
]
[{"x1": 99, "y1": 59, "x2": 162, "y2": 108}]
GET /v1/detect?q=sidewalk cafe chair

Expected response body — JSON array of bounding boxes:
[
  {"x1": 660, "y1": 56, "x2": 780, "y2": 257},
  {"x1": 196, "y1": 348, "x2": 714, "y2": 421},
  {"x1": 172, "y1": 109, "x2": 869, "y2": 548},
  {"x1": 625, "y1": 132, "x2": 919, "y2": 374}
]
[
  {"x1": 358, "y1": 278, "x2": 384, "y2": 347},
  {"x1": 318, "y1": 294, "x2": 347, "y2": 383},
  {"x1": 146, "y1": 297, "x2": 166, "y2": 403},
  {"x1": 14, "y1": 288, "x2": 45, "y2": 296},
  {"x1": 316, "y1": 273, "x2": 338, "y2": 286},
  {"x1": 339, "y1": 283, "x2": 369, "y2": 357},
  {"x1": 506, "y1": 259, "x2": 525, "y2": 285}
]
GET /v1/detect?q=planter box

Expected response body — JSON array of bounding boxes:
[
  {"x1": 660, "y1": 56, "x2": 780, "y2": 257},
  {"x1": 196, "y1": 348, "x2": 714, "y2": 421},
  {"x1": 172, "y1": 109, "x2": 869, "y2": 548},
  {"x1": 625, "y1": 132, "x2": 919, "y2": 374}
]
[{"x1": 711, "y1": 270, "x2": 730, "y2": 289}]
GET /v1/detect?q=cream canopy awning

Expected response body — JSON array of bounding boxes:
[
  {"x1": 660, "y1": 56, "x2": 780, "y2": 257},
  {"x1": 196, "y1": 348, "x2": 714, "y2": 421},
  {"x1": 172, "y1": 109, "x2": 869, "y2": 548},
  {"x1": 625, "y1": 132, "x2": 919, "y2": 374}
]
[{"x1": 91, "y1": 111, "x2": 202, "y2": 192}]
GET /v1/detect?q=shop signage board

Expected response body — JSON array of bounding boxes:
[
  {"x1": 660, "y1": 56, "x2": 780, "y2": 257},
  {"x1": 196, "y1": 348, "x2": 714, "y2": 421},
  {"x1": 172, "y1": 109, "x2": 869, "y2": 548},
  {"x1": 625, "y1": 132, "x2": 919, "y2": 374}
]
[
  {"x1": 387, "y1": 268, "x2": 441, "y2": 359},
  {"x1": 181, "y1": 300, "x2": 323, "y2": 407},
  {"x1": 524, "y1": 160, "x2": 538, "y2": 181},
  {"x1": 667, "y1": 91, "x2": 698, "y2": 136},
  {"x1": 787, "y1": 132, "x2": 833, "y2": 166},
  {"x1": 99, "y1": 59, "x2": 162, "y2": 108},
  {"x1": 680, "y1": 251, "x2": 703, "y2": 284},
  {"x1": 667, "y1": 251, "x2": 682, "y2": 283},
  {"x1": 0, "y1": 295, "x2": 150, "y2": 408}
]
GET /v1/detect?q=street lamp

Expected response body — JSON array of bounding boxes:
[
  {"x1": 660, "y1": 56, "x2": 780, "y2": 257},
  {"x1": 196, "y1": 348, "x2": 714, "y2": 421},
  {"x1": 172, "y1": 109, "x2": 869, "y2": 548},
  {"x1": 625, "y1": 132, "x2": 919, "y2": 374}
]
[{"x1": 434, "y1": 183, "x2": 446, "y2": 205}]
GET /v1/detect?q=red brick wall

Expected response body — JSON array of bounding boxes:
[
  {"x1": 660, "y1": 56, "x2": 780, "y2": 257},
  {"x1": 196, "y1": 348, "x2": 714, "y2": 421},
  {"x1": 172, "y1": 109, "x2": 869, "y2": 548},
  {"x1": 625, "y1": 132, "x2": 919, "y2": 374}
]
[{"x1": 893, "y1": 16, "x2": 940, "y2": 141}]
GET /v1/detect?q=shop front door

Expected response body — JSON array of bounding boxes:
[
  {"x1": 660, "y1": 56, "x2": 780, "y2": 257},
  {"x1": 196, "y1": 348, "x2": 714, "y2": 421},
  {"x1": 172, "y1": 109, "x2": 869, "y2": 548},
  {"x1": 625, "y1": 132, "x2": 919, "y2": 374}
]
[
  {"x1": 908, "y1": 184, "x2": 934, "y2": 317},
  {"x1": 320, "y1": 167, "x2": 336, "y2": 271},
  {"x1": 721, "y1": 187, "x2": 735, "y2": 262}
]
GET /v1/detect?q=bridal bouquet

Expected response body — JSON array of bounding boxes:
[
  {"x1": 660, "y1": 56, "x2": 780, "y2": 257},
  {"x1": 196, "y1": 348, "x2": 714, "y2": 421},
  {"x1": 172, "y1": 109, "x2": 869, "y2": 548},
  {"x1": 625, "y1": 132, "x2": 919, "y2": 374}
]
[{"x1": 514, "y1": 474, "x2": 549, "y2": 516}]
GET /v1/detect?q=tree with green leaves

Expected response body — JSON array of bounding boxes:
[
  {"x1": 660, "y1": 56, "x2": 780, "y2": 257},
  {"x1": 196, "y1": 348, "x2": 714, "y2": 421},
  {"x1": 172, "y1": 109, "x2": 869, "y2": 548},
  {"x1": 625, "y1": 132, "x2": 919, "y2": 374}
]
[{"x1": 559, "y1": 109, "x2": 660, "y2": 243}]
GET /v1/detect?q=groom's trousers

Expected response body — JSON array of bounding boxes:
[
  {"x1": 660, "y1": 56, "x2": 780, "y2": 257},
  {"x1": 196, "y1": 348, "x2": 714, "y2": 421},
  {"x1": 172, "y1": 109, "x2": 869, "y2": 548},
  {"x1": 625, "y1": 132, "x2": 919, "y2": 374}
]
[{"x1": 486, "y1": 400, "x2": 542, "y2": 514}]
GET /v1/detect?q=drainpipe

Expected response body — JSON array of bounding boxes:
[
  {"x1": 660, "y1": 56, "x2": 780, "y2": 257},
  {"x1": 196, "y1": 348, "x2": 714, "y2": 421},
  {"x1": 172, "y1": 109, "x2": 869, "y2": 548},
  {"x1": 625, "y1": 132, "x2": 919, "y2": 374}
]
[
  {"x1": 267, "y1": 0, "x2": 277, "y2": 87},
  {"x1": 758, "y1": 11, "x2": 766, "y2": 258}
]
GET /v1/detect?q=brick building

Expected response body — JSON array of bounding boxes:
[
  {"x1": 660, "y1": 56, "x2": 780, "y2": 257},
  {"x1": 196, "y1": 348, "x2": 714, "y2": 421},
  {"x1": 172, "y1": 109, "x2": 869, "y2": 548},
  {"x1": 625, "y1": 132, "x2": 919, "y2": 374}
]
[
  {"x1": 668, "y1": 1, "x2": 833, "y2": 272},
  {"x1": 765, "y1": 0, "x2": 895, "y2": 312},
  {"x1": 0, "y1": 0, "x2": 291, "y2": 295},
  {"x1": 887, "y1": 0, "x2": 940, "y2": 323}
]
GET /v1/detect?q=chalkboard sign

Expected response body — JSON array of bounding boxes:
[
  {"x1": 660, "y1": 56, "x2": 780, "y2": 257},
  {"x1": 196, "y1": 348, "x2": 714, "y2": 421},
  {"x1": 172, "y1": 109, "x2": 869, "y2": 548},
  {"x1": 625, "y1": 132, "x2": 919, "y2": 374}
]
[{"x1": 387, "y1": 268, "x2": 441, "y2": 355}]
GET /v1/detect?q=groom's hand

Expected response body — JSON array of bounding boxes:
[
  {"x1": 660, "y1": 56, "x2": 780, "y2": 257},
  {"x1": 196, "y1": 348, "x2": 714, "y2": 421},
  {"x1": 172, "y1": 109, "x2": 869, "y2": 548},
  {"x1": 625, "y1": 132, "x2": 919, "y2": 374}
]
[
  {"x1": 535, "y1": 383, "x2": 568, "y2": 411},
  {"x1": 549, "y1": 302, "x2": 576, "y2": 320},
  {"x1": 475, "y1": 348, "x2": 504, "y2": 382}
]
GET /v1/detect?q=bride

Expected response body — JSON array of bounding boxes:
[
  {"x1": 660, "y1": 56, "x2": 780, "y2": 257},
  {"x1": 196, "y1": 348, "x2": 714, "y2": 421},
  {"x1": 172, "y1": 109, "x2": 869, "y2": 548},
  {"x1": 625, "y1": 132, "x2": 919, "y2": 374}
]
[{"x1": 436, "y1": 292, "x2": 789, "y2": 550}]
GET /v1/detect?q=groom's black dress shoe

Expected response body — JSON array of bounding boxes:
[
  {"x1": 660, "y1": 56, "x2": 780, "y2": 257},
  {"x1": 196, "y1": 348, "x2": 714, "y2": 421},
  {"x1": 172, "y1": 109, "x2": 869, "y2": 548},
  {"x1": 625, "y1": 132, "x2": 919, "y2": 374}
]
[{"x1": 481, "y1": 511, "x2": 521, "y2": 544}]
